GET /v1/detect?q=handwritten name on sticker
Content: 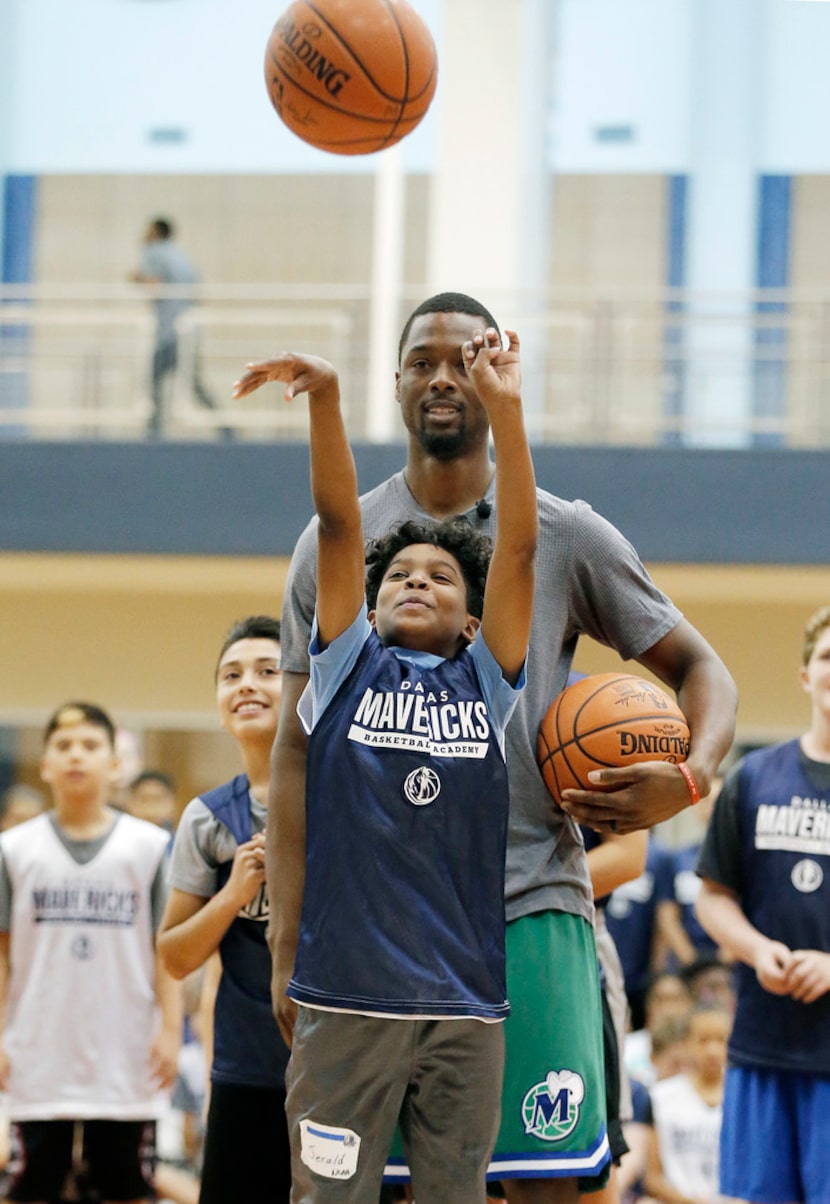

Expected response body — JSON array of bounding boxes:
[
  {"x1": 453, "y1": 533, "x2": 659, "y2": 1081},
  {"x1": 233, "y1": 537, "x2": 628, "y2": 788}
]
[{"x1": 299, "y1": 1118, "x2": 361, "y2": 1180}]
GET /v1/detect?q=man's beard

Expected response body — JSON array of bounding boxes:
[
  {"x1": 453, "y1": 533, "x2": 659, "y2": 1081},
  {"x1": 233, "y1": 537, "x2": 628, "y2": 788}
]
[{"x1": 416, "y1": 425, "x2": 469, "y2": 461}]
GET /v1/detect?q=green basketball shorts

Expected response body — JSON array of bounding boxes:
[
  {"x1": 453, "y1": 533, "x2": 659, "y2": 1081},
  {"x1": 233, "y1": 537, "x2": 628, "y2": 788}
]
[{"x1": 488, "y1": 910, "x2": 611, "y2": 1186}]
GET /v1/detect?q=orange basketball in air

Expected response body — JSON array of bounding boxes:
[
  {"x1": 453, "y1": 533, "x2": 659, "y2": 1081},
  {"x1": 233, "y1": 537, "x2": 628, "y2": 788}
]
[
  {"x1": 264, "y1": 0, "x2": 438, "y2": 155},
  {"x1": 537, "y1": 673, "x2": 691, "y2": 804}
]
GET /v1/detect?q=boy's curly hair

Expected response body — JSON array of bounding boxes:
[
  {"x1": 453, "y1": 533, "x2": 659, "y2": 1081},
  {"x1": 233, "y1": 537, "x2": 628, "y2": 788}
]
[{"x1": 365, "y1": 518, "x2": 492, "y2": 619}]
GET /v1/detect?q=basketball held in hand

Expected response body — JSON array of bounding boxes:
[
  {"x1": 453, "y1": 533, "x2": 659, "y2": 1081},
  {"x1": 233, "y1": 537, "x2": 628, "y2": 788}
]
[
  {"x1": 264, "y1": 0, "x2": 438, "y2": 155},
  {"x1": 537, "y1": 673, "x2": 691, "y2": 805}
]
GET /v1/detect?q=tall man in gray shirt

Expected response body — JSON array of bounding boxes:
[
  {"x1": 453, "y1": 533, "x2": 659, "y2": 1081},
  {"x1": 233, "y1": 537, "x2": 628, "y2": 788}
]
[
  {"x1": 235, "y1": 292, "x2": 737, "y2": 1204},
  {"x1": 132, "y1": 217, "x2": 220, "y2": 438}
]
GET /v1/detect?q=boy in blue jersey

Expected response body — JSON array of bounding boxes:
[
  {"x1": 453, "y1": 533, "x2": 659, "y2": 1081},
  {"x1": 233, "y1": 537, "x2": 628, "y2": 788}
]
[
  {"x1": 696, "y1": 604, "x2": 830, "y2": 1204},
  {"x1": 234, "y1": 325, "x2": 536, "y2": 1203},
  {"x1": 158, "y1": 616, "x2": 292, "y2": 1204}
]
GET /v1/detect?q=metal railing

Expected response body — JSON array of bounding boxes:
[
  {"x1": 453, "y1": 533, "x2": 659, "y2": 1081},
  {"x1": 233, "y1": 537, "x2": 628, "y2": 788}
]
[{"x1": 2, "y1": 283, "x2": 829, "y2": 446}]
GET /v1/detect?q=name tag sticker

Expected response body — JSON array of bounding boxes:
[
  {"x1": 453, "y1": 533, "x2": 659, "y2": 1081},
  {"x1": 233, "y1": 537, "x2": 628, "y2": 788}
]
[{"x1": 299, "y1": 1118, "x2": 361, "y2": 1180}]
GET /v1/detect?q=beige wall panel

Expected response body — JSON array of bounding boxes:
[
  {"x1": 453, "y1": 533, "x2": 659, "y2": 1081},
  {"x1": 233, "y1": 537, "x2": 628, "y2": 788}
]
[
  {"x1": 549, "y1": 175, "x2": 665, "y2": 291},
  {"x1": 3, "y1": 557, "x2": 829, "y2": 751},
  {"x1": 546, "y1": 175, "x2": 667, "y2": 443},
  {"x1": 0, "y1": 555, "x2": 288, "y2": 726},
  {"x1": 573, "y1": 564, "x2": 830, "y2": 746},
  {"x1": 3, "y1": 557, "x2": 828, "y2": 819},
  {"x1": 783, "y1": 177, "x2": 830, "y2": 444},
  {"x1": 790, "y1": 177, "x2": 830, "y2": 290},
  {"x1": 35, "y1": 173, "x2": 430, "y2": 287},
  {"x1": 402, "y1": 174, "x2": 430, "y2": 288},
  {"x1": 30, "y1": 174, "x2": 431, "y2": 430}
]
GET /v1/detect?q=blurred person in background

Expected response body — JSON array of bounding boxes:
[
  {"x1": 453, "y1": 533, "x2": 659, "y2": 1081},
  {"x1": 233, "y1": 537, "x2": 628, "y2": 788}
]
[
  {"x1": 625, "y1": 973, "x2": 692, "y2": 1089},
  {"x1": 606, "y1": 833, "x2": 676, "y2": 1031},
  {"x1": 127, "y1": 770, "x2": 179, "y2": 838},
  {"x1": 657, "y1": 779, "x2": 726, "y2": 972},
  {"x1": 0, "y1": 701, "x2": 180, "y2": 1204},
  {"x1": 643, "y1": 1005, "x2": 730, "y2": 1204},
  {"x1": 0, "y1": 786, "x2": 47, "y2": 832},
  {"x1": 696, "y1": 605, "x2": 830, "y2": 1204},
  {"x1": 158, "y1": 616, "x2": 291, "y2": 1204},
  {"x1": 131, "y1": 217, "x2": 222, "y2": 439}
]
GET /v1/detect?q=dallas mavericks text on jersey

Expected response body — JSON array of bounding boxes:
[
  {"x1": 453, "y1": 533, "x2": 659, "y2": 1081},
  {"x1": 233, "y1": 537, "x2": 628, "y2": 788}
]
[{"x1": 349, "y1": 680, "x2": 491, "y2": 759}]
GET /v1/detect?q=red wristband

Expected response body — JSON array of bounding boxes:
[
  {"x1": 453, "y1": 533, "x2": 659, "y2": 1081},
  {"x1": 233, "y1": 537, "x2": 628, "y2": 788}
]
[{"x1": 677, "y1": 762, "x2": 701, "y2": 805}]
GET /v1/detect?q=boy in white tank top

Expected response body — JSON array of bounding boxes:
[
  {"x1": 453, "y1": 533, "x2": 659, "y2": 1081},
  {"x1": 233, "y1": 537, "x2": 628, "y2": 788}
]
[{"x1": 0, "y1": 701, "x2": 181, "y2": 1204}]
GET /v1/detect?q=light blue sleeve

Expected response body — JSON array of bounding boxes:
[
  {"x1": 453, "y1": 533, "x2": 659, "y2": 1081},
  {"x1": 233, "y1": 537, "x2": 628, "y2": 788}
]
[
  {"x1": 468, "y1": 636, "x2": 527, "y2": 752},
  {"x1": 301, "y1": 607, "x2": 372, "y2": 733}
]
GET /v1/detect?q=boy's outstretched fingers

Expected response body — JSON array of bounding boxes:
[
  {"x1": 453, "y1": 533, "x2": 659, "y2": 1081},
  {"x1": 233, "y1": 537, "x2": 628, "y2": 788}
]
[
  {"x1": 232, "y1": 355, "x2": 301, "y2": 399},
  {"x1": 232, "y1": 359, "x2": 281, "y2": 399},
  {"x1": 233, "y1": 352, "x2": 338, "y2": 402}
]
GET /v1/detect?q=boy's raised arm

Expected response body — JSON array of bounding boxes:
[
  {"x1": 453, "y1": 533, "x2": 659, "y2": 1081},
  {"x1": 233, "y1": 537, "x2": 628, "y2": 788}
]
[
  {"x1": 234, "y1": 354, "x2": 364, "y2": 647},
  {"x1": 466, "y1": 328, "x2": 537, "y2": 684}
]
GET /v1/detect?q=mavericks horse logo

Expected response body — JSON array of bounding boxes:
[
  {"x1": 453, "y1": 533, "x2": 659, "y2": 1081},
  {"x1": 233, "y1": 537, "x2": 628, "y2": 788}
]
[
  {"x1": 521, "y1": 1069, "x2": 585, "y2": 1142},
  {"x1": 403, "y1": 766, "x2": 441, "y2": 806}
]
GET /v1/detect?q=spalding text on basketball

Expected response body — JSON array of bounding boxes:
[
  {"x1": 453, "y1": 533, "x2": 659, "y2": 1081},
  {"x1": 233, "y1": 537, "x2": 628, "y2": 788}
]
[
  {"x1": 618, "y1": 731, "x2": 690, "y2": 761},
  {"x1": 276, "y1": 15, "x2": 352, "y2": 98}
]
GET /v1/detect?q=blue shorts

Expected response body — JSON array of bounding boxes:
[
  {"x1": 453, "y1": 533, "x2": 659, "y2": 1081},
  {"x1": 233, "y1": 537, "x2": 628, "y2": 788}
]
[{"x1": 721, "y1": 1064, "x2": 830, "y2": 1204}]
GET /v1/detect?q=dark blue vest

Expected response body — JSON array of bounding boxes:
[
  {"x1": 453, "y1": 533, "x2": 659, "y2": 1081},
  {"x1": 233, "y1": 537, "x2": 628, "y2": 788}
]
[
  {"x1": 202, "y1": 774, "x2": 290, "y2": 1088},
  {"x1": 605, "y1": 838, "x2": 674, "y2": 993},
  {"x1": 289, "y1": 632, "x2": 510, "y2": 1019},
  {"x1": 728, "y1": 741, "x2": 830, "y2": 1073},
  {"x1": 670, "y1": 842, "x2": 718, "y2": 961}
]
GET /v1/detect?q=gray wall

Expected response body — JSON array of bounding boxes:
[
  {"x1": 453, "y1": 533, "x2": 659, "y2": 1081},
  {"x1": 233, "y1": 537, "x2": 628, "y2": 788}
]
[{"x1": 1, "y1": 443, "x2": 825, "y2": 564}]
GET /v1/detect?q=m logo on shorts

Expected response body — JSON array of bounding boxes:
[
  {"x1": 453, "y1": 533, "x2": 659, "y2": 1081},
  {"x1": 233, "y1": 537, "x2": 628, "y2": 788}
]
[{"x1": 521, "y1": 1069, "x2": 585, "y2": 1142}]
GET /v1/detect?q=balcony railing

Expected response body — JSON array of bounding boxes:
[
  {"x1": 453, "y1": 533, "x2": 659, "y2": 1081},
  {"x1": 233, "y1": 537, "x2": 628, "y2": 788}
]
[{"x1": 2, "y1": 283, "x2": 828, "y2": 446}]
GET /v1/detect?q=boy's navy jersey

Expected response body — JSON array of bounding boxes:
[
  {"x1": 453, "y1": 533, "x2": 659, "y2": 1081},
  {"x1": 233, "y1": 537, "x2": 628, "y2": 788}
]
[
  {"x1": 697, "y1": 741, "x2": 830, "y2": 1074},
  {"x1": 289, "y1": 615, "x2": 522, "y2": 1020},
  {"x1": 173, "y1": 775, "x2": 287, "y2": 1088}
]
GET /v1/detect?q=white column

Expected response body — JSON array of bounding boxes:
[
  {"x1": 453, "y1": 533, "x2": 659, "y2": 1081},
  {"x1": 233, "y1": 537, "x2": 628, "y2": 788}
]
[
  {"x1": 426, "y1": 0, "x2": 557, "y2": 416},
  {"x1": 684, "y1": 0, "x2": 762, "y2": 445},
  {"x1": 367, "y1": 143, "x2": 405, "y2": 442}
]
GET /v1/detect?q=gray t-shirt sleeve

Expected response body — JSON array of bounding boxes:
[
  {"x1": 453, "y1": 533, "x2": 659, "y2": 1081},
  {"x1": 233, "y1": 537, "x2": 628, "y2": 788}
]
[
  {"x1": 0, "y1": 849, "x2": 11, "y2": 932},
  {"x1": 563, "y1": 501, "x2": 682, "y2": 660},
  {"x1": 167, "y1": 798, "x2": 226, "y2": 898},
  {"x1": 150, "y1": 856, "x2": 170, "y2": 932},
  {"x1": 280, "y1": 517, "x2": 319, "y2": 675}
]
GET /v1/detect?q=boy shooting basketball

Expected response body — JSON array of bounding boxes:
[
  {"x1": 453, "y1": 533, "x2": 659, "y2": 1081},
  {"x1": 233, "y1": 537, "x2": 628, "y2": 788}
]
[{"x1": 233, "y1": 325, "x2": 536, "y2": 1203}]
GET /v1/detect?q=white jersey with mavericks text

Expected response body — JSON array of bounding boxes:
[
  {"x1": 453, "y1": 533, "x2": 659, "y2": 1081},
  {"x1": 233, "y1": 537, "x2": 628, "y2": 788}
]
[
  {"x1": 651, "y1": 1073, "x2": 722, "y2": 1200},
  {"x1": 0, "y1": 811, "x2": 170, "y2": 1120}
]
